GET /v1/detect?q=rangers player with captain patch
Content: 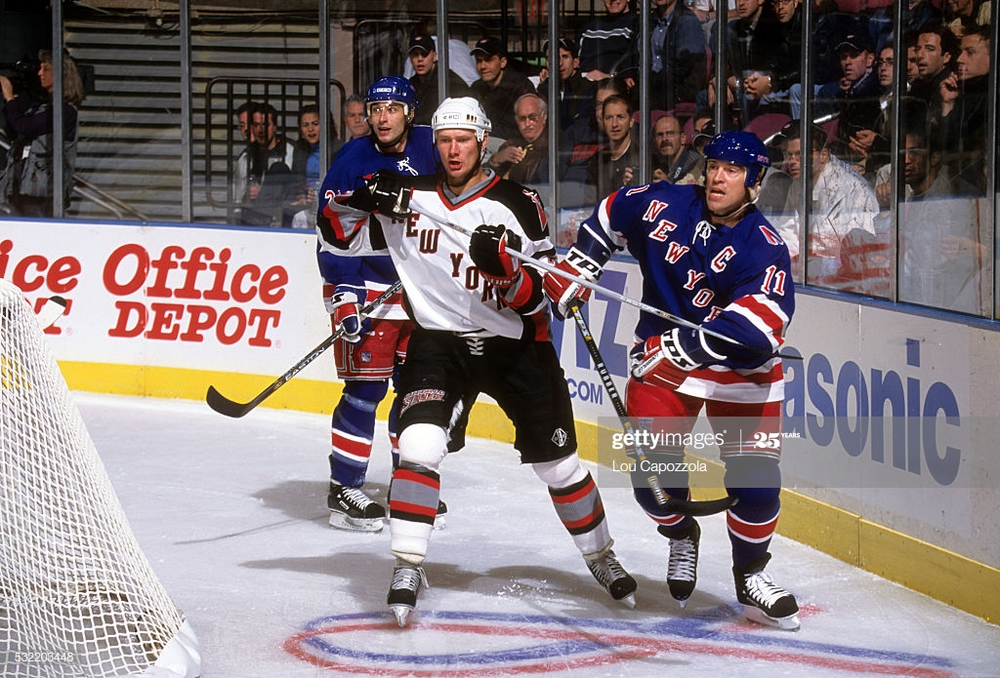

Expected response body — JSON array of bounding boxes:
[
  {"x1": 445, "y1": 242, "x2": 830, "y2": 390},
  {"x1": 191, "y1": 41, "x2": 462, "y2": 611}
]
[
  {"x1": 318, "y1": 96, "x2": 637, "y2": 627},
  {"x1": 544, "y1": 130, "x2": 800, "y2": 630}
]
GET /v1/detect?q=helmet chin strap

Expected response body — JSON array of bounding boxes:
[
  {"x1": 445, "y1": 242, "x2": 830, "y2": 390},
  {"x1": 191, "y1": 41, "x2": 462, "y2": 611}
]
[{"x1": 710, "y1": 184, "x2": 761, "y2": 222}]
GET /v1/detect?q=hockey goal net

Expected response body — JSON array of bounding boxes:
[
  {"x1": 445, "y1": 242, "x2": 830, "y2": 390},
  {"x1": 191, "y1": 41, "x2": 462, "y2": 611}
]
[{"x1": 0, "y1": 278, "x2": 200, "y2": 678}]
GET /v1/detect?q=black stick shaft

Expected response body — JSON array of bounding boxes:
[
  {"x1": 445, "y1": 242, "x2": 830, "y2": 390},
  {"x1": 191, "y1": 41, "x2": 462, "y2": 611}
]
[
  {"x1": 567, "y1": 302, "x2": 736, "y2": 517},
  {"x1": 206, "y1": 281, "x2": 403, "y2": 418}
]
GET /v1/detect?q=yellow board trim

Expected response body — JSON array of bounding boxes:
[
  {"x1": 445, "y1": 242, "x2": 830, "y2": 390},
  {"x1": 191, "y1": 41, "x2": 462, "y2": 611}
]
[{"x1": 61, "y1": 361, "x2": 1000, "y2": 626}]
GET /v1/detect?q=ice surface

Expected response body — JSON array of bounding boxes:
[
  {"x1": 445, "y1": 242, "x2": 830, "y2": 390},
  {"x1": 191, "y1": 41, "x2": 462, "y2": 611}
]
[{"x1": 75, "y1": 393, "x2": 1000, "y2": 678}]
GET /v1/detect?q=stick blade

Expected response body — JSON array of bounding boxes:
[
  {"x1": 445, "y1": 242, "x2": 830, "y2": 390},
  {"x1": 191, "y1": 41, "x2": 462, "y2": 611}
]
[
  {"x1": 35, "y1": 295, "x2": 68, "y2": 330},
  {"x1": 662, "y1": 494, "x2": 738, "y2": 517},
  {"x1": 205, "y1": 385, "x2": 253, "y2": 418}
]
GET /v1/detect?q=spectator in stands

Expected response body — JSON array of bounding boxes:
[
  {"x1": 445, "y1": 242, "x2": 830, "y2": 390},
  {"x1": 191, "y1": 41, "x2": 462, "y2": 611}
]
[
  {"x1": 905, "y1": 33, "x2": 922, "y2": 88},
  {"x1": 343, "y1": 94, "x2": 370, "y2": 140},
  {"x1": 903, "y1": 0, "x2": 942, "y2": 34},
  {"x1": 845, "y1": 44, "x2": 895, "y2": 180},
  {"x1": 775, "y1": 120, "x2": 880, "y2": 291},
  {"x1": 469, "y1": 36, "x2": 535, "y2": 145},
  {"x1": 815, "y1": 33, "x2": 883, "y2": 153},
  {"x1": 557, "y1": 77, "x2": 628, "y2": 208},
  {"x1": 488, "y1": 93, "x2": 550, "y2": 186},
  {"x1": 767, "y1": 0, "x2": 803, "y2": 118},
  {"x1": 910, "y1": 24, "x2": 959, "y2": 107},
  {"x1": 586, "y1": 94, "x2": 640, "y2": 203},
  {"x1": 706, "y1": 0, "x2": 787, "y2": 125},
  {"x1": 240, "y1": 102, "x2": 298, "y2": 227},
  {"x1": 622, "y1": 0, "x2": 707, "y2": 113},
  {"x1": 945, "y1": 24, "x2": 990, "y2": 191},
  {"x1": 651, "y1": 114, "x2": 701, "y2": 183},
  {"x1": 536, "y1": 37, "x2": 596, "y2": 132},
  {"x1": 0, "y1": 48, "x2": 85, "y2": 218},
  {"x1": 669, "y1": 117, "x2": 716, "y2": 186},
  {"x1": 407, "y1": 34, "x2": 471, "y2": 126},
  {"x1": 897, "y1": 120, "x2": 987, "y2": 314},
  {"x1": 944, "y1": 0, "x2": 992, "y2": 33},
  {"x1": 236, "y1": 101, "x2": 253, "y2": 142},
  {"x1": 231, "y1": 101, "x2": 258, "y2": 221},
  {"x1": 577, "y1": 0, "x2": 639, "y2": 83},
  {"x1": 290, "y1": 104, "x2": 338, "y2": 229}
]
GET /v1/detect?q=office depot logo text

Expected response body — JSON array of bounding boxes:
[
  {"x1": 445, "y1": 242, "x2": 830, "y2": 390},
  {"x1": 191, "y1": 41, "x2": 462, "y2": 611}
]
[{"x1": 105, "y1": 244, "x2": 287, "y2": 347}]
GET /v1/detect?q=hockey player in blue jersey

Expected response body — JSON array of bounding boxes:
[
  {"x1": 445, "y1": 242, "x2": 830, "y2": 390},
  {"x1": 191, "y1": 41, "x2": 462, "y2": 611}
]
[
  {"x1": 316, "y1": 76, "x2": 445, "y2": 532},
  {"x1": 543, "y1": 130, "x2": 801, "y2": 630}
]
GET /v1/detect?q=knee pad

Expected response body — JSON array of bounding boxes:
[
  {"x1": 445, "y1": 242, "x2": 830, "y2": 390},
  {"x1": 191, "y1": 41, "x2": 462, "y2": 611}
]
[
  {"x1": 398, "y1": 422, "x2": 448, "y2": 471},
  {"x1": 725, "y1": 456, "x2": 781, "y2": 512},
  {"x1": 532, "y1": 453, "x2": 587, "y2": 489},
  {"x1": 341, "y1": 379, "x2": 390, "y2": 408}
]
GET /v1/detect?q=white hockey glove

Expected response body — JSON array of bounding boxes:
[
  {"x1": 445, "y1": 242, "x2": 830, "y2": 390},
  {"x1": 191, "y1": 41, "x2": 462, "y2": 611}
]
[{"x1": 542, "y1": 247, "x2": 603, "y2": 319}]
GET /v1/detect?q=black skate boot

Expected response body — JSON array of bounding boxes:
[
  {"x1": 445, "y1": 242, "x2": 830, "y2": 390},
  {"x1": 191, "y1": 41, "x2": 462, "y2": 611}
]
[
  {"x1": 734, "y1": 554, "x2": 800, "y2": 630},
  {"x1": 659, "y1": 520, "x2": 700, "y2": 607},
  {"x1": 387, "y1": 559, "x2": 428, "y2": 628},
  {"x1": 585, "y1": 546, "x2": 637, "y2": 609},
  {"x1": 328, "y1": 482, "x2": 386, "y2": 532}
]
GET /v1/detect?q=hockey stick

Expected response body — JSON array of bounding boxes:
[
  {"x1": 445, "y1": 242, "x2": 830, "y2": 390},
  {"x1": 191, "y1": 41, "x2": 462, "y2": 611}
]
[
  {"x1": 35, "y1": 296, "x2": 68, "y2": 330},
  {"x1": 441, "y1": 218, "x2": 796, "y2": 361},
  {"x1": 206, "y1": 281, "x2": 404, "y2": 418},
  {"x1": 568, "y1": 301, "x2": 736, "y2": 517}
]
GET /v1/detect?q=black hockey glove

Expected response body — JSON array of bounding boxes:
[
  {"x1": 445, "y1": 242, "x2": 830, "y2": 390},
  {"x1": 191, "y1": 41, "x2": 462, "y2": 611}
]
[
  {"x1": 345, "y1": 170, "x2": 411, "y2": 219},
  {"x1": 469, "y1": 224, "x2": 522, "y2": 288}
]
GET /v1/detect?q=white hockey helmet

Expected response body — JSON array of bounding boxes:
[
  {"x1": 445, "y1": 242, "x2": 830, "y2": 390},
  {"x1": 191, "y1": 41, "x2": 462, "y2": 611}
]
[{"x1": 431, "y1": 97, "x2": 492, "y2": 142}]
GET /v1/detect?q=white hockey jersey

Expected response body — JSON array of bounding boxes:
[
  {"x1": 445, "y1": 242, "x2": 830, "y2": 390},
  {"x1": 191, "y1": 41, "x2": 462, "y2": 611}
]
[{"x1": 319, "y1": 171, "x2": 555, "y2": 341}]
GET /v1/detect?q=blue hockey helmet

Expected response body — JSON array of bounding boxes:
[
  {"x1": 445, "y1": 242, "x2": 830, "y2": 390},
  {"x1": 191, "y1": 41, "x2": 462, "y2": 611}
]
[
  {"x1": 703, "y1": 130, "x2": 771, "y2": 186},
  {"x1": 365, "y1": 76, "x2": 419, "y2": 121}
]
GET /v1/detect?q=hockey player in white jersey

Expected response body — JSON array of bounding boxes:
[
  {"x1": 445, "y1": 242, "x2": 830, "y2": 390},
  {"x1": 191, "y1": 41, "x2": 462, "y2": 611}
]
[{"x1": 318, "y1": 96, "x2": 636, "y2": 627}]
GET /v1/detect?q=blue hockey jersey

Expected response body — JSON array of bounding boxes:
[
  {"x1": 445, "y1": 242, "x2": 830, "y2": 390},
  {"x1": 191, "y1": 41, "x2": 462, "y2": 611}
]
[
  {"x1": 574, "y1": 181, "x2": 795, "y2": 403},
  {"x1": 316, "y1": 126, "x2": 440, "y2": 317}
]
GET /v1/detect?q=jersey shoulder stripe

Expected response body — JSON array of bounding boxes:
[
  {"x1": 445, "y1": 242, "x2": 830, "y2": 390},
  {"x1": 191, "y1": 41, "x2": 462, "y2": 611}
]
[{"x1": 482, "y1": 178, "x2": 548, "y2": 242}]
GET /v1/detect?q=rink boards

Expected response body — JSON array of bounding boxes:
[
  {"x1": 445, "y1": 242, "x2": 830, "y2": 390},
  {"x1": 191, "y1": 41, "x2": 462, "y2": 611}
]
[{"x1": 1, "y1": 217, "x2": 997, "y2": 625}]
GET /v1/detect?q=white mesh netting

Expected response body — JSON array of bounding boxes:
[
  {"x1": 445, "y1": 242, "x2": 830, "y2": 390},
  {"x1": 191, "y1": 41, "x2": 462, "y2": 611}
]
[{"x1": 0, "y1": 278, "x2": 198, "y2": 678}]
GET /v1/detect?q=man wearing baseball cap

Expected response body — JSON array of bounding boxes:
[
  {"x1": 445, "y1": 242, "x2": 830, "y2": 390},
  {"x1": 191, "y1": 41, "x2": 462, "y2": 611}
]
[
  {"x1": 407, "y1": 34, "x2": 471, "y2": 126},
  {"x1": 815, "y1": 30, "x2": 882, "y2": 150},
  {"x1": 469, "y1": 36, "x2": 534, "y2": 144}
]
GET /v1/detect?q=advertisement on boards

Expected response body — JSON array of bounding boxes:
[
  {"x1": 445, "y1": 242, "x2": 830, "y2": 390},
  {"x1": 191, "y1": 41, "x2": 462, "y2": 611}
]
[
  {"x1": 1, "y1": 219, "x2": 329, "y2": 375},
  {"x1": 2, "y1": 220, "x2": 986, "y2": 535}
]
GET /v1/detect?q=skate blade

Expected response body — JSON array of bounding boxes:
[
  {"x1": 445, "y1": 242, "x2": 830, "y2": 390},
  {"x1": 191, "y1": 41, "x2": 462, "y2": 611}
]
[
  {"x1": 677, "y1": 598, "x2": 688, "y2": 609},
  {"x1": 433, "y1": 514, "x2": 446, "y2": 530},
  {"x1": 616, "y1": 592, "x2": 637, "y2": 610},
  {"x1": 328, "y1": 512, "x2": 384, "y2": 532},
  {"x1": 742, "y1": 604, "x2": 800, "y2": 631},
  {"x1": 390, "y1": 604, "x2": 414, "y2": 627}
]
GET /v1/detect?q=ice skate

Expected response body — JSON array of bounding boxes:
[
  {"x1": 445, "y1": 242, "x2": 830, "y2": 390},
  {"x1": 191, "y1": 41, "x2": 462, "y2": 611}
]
[
  {"x1": 734, "y1": 554, "x2": 800, "y2": 630},
  {"x1": 661, "y1": 520, "x2": 700, "y2": 608},
  {"x1": 328, "y1": 482, "x2": 386, "y2": 532},
  {"x1": 387, "y1": 559, "x2": 427, "y2": 627},
  {"x1": 585, "y1": 547, "x2": 637, "y2": 609}
]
